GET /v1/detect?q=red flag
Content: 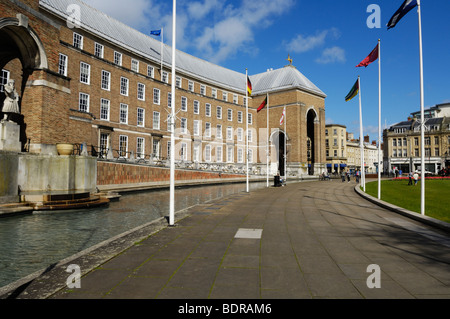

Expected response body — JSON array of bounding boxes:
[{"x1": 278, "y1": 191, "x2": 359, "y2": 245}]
[
  {"x1": 257, "y1": 95, "x2": 267, "y2": 112},
  {"x1": 356, "y1": 43, "x2": 379, "y2": 68}
]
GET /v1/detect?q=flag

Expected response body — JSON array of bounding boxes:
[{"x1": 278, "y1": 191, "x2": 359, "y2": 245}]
[
  {"x1": 345, "y1": 79, "x2": 359, "y2": 102},
  {"x1": 257, "y1": 95, "x2": 267, "y2": 113},
  {"x1": 387, "y1": 0, "x2": 418, "y2": 29},
  {"x1": 356, "y1": 43, "x2": 379, "y2": 68},
  {"x1": 247, "y1": 76, "x2": 252, "y2": 96},
  {"x1": 280, "y1": 107, "x2": 285, "y2": 125},
  {"x1": 150, "y1": 29, "x2": 161, "y2": 36}
]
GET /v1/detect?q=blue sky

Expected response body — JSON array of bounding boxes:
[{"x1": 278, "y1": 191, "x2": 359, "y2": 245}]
[{"x1": 84, "y1": 0, "x2": 450, "y2": 140}]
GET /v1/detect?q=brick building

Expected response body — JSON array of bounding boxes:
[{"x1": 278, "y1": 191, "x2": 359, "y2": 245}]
[{"x1": 1, "y1": 0, "x2": 327, "y2": 177}]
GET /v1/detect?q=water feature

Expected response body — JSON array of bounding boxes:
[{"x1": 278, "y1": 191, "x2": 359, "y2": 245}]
[{"x1": 0, "y1": 182, "x2": 267, "y2": 288}]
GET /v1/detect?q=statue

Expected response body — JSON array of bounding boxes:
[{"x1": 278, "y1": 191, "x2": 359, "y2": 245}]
[{"x1": 2, "y1": 80, "x2": 20, "y2": 121}]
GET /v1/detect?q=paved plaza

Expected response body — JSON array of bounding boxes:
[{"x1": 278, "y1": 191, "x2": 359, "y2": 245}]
[{"x1": 1, "y1": 179, "x2": 450, "y2": 300}]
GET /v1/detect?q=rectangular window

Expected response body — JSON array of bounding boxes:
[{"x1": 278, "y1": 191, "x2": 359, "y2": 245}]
[
  {"x1": 233, "y1": 94, "x2": 238, "y2": 104},
  {"x1": 137, "y1": 137, "x2": 145, "y2": 159},
  {"x1": 58, "y1": 54, "x2": 68, "y2": 76},
  {"x1": 237, "y1": 128, "x2": 243, "y2": 142},
  {"x1": 193, "y1": 100, "x2": 199, "y2": 114},
  {"x1": 101, "y1": 70, "x2": 111, "y2": 91},
  {"x1": 424, "y1": 137, "x2": 431, "y2": 145},
  {"x1": 147, "y1": 65, "x2": 154, "y2": 78},
  {"x1": 153, "y1": 111, "x2": 160, "y2": 130},
  {"x1": 248, "y1": 113, "x2": 253, "y2": 125},
  {"x1": 73, "y1": 32, "x2": 83, "y2": 49},
  {"x1": 100, "y1": 98, "x2": 110, "y2": 121},
  {"x1": 100, "y1": 133, "x2": 109, "y2": 157},
  {"x1": 137, "y1": 108, "x2": 145, "y2": 127},
  {"x1": 216, "y1": 146, "x2": 222, "y2": 162},
  {"x1": 200, "y1": 85, "x2": 206, "y2": 95},
  {"x1": 94, "y1": 43, "x2": 104, "y2": 58},
  {"x1": 167, "y1": 92, "x2": 172, "y2": 108},
  {"x1": 222, "y1": 91, "x2": 228, "y2": 101},
  {"x1": 193, "y1": 144, "x2": 200, "y2": 162},
  {"x1": 205, "y1": 122, "x2": 211, "y2": 138},
  {"x1": 205, "y1": 145, "x2": 211, "y2": 162},
  {"x1": 227, "y1": 146, "x2": 233, "y2": 163},
  {"x1": 80, "y1": 62, "x2": 90, "y2": 84},
  {"x1": 114, "y1": 51, "x2": 122, "y2": 66},
  {"x1": 79, "y1": 93, "x2": 89, "y2": 112},
  {"x1": 120, "y1": 77, "x2": 129, "y2": 96},
  {"x1": 216, "y1": 124, "x2": 222, "y2": 139},
  {"x1": 162, "y1": 71, "x2": 168, "y2": 83},
  {"x1": 248, "y1": 129, "x2": 253, "y2": 143},
  {"x1": 434, "y1": 136, "x2": 439, "y2": 145},
  {"x1": 180, "y1": 143, "x2": 187, "y2": 161},
  {"x1": 137, "y1": 83, "x2": 145, "y2": 101},
  {"x1": 176, "y1": 76, "x2": 182, "y2": 88},
  {"x1": 181, "y1": 118, "x2": 187, "y2": 134},
  {"x1": 181, "y1": 96, "x2": 187, "y2": 111},
  {"x1": 120, "y1": 103, "x2": 128, "y2": 124},
  {"x1": 237, "y1": 111, "x2": 243, "y2": 123},
  {"x1": 237, "y1": 148, "x2": 243, "y2": 163},
  {"x1": 212, "y1": 88, "x2": 217, "y2": 99},
  {"x1": 193, "y1": 120, "x2": 200, "y2": 136},
  {"x1": 0, "y1": 69, "x2": 9, "y2": 92},
  {"x1": 227, "y1": 127, "x2": 233, "y2": 140},
  {"x1": 425, "y1": 148, "x2": 431, "y2": 157},
  {"x1": 131, "y1": 59, "x2": 139, "y2": 73},
  {"x1": 227, "y1": 109, "x2": 233, "y2": 121},
  {"x1": 153, "y1": 88, "x2": 160, "y2": 105},
  {"x1": 205, "y1": 103, "x2": 211, "y2": 117},
  {"x1": 188, "y1": 81, "x2": 194, "y2": 92},
  {"x1": 153, "y1": 140, "x2": 160, "y2": 158},
  {"x1": 119, "y1": 135, "x2": 128, "y2": 158},
  {"x1": 216, "y1": 106, "x2": 222, "y2": 119}
]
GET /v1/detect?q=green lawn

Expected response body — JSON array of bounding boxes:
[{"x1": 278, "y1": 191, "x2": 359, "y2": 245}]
[{"x1": 364, "y1": 179, "x2": 450, "y2": 223}]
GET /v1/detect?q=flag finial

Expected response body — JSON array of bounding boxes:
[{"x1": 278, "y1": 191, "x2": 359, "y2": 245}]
[{"x1": 286, "y1": 54, "x2": 293, "y2": 65}]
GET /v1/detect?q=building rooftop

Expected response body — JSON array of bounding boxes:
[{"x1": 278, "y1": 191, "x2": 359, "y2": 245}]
[{"x1": 40, "y1": 0, "x2": 326, "y2": 97}]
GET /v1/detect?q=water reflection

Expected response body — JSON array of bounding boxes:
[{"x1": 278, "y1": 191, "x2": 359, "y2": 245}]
[{"x1": 0, "y1": 182, "x2": 266, "y2": 288}]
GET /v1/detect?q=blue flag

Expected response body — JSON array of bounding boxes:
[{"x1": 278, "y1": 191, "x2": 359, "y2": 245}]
[
  {"x1": 387, "y1": 0, "x2": 418, "y2": 29},
  {"x1": 150, "y1": 29, "x2": 161, "y2": 36}
]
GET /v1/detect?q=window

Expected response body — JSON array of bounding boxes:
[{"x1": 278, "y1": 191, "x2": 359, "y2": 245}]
[
  {"x1": 181, "y1": 96, "x2": 187, "y2": 111},
  {"x1": 415, "y1": 137, "x2": 419, "y2": 146},
  {"x1": 147, "y1": 65, "x2": 154, "y2": 78},
  {"x1": 100, "y1": 133, "x2": 109, "y2": 157},
  {"x1": 162, "y1": 71, "x2": 168, "y2": 83},
  {"x1": 100, "y1": 98, "x2": 110, "y2": 121},
  {"x1": 212, "y1": 88, "x2": 217, "y2": 99},
  {"x1": 153, "y1": 140, "x2": 160, "y2": 158},
  {"x1": 398, "y1": 138, "x2": 402, "y2": 147},
  {"x1": 200, "y1": 85, "x2": 206, "y2": 95},
  {"x1": 180, "y1": 143, "x2": 187, "y2": 161},
  {"x1": 415, "y1": 149, "x2": 419, "y2": 157},
  {"x1": 193, "y1": 120, "x2": 200, "y2": 136},
  {"x1": 181, "y1": 118, "x2": 187, "y2": 134},
  {"x1": 153, "y1": 111, "x2": 160, "y2": 130},
  {"x1": 120, "y1": 103, "x2": 128, "y2": 124},
  {"x1": 193, "y1": 100, "x2": 199, "y2": 114},
  {"x1": 333, "y1": 129, "x2": 337, "y2": 135},
  {"x1": 193, "y1": 144, "x2": 200, "y2": 162},
  {"x1": 216, "y1": 124, "x2": 222, "y2": 139},
  {"x1": 325, "y1": 129, "x2": 328, "y2": 136},
  {"x1": 334, "y1": 138, "x2": 337, "y2": 146},
  {"x1": 237, "y1": 111, "x2": 243, "y2": 123},
  {"x1": 119, "y1": 135, "x2": 128, "y2": 158},
  {"x1": 393, "y1": 139, "x2": 397, "y2": 147},
  {"x1": 216, "y1": 146, "x2": 223, "y2": 162},
  {"x1": 79, "y1": 93, "x2": 89, "y2": 112},
  {"x1": 248, "y1": 149, "x2": 253, "y2": 163},
  {"x1": 167, "y1": 92, "x2": 172, "y2": 108},
  {"x1": 120, "y1": 77, "x2": 129, "y2": 96},
  {"x1": 425, "y1": 148, "x2": 431, "y2": 157},
  {"x1": 101, "y1": 70, "x2": 111, "y2": 91},
  {"x1": 94, "y1": 43, "x2": 104, "y2": 58},
  {"x1": 434, "y1": 136, "x2": 439, "y2": 145},
  {"x1": 248, "y1": 129, "x2": 253, "y2": 143},
  {"x1": 237, "y1": 128, "x2": 243, "y2": 142},
  {"x1": 233, "y1": 94, "x2": 238, "y2": 104},
  {"x1": 227, "y1": 109, "x2": 233, "y2": 121},
  {"x1": 227, "y1": 146, "x2": 234, "y2": 163},
  {"x1": 227, "y1": 127, "x2": 233, "y2": 140},
  {"x1": 205, "y1": 103, "x2": 211, "y2": 117},
  {"x1": 114, "y1": 51, "x2": 122, "y2": 66},
  {"x1": 205, "y1": 145, "x2": 211, "y2": 162},
  {"x1": 188, "y1": 80, "x2": 194, "y2": 91},
  {"x1": 131, "y1": 59, "x2": 139, "y2": 73},
  {"x1": 176, "y1": 76, "x2": 182, "y2": 88},
  {"x1": 0, "y1": 69, "x2": 9, "y2": 92},
  {"x1": 205, "y1": 122, "x2": 211, "y2": 138},
  {"x1": 80, "y1": 62, "x2": 90, "y2": 84},
  {"x1": 137, "y1": 108, "x2": 145, "y2": 127},
  {"x1": 137, "y1": 137, "x2": 145, "y2": 159},
  {"x1": 58, "y1": 54, "x2": 68, "y2": 76},
  {"x1": 222, "y1": 91, "x2": 228, "y2": 101},
  {"x1": 325, "y1": 139, "x2": 329, "y2": 147},
  {"x1": 237, "y1": 148, "x2": 243, "y2": 163},
  {"x1": 216, "y1": 106, "x2": 222, "y2": 119},
  {"x1": 137, "y1": 83, "x2": 145, "y2": 101},
  {"x1": 73, "y1": 32, "x2": 83, "y2": 49},
  {"x1": 334, "y1": 150, "x2": 338, "y2": 157},
  {"x1": 424, "y1": 137, "x2": 431, "y2": 145},
  {"x1": 153, "y1": 88, "x2": 160, "y2": 105},
  {"x1": 248, "y1": 113, "x2": 253, "y2": 125}
]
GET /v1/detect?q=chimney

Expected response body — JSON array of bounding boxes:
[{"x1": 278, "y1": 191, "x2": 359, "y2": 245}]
[{"x1": 364, "y1": 135, "x2": 370, "y2": 143}]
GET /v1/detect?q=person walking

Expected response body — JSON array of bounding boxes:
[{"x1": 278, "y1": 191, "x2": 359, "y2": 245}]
[
  {"x1": 408, "y1": 172, "x2": 413, "y2": 186},
  {"x1": 356, "y1": 169, "x2": 360, "y2": 183},
  {"x1": 347, "y1": 170, "x2": 351, "y2": 183},
  {"x1": 413, "y1": 171, "x2": 419, "y2": 186},
  {"x1": 341, "y1": 170, "x2": 345, "y2": 182}
]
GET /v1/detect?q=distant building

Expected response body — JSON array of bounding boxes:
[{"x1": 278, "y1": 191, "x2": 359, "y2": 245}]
[
  {"x1": 325, "y1": 124, "x2": 347, "y2": 173},
  {"x1": 383, "y1": 103, "x2": 450, "y2": 174}
]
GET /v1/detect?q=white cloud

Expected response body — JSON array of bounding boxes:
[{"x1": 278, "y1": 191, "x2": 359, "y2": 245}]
[
  {"x1": 285, "y1": 28, "x2": 340, "y2": 53},
  {"x1": 315, "y1": 46, "x2": 346, "y2": 64}
]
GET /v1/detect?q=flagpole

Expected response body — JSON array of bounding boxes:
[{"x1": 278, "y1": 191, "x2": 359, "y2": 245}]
[
  {"x1": 169, "y1": 0, "x2": 176, "y2": 226},
  {"x1": 417, "y1": 0, "x2": 425, "y2": 215},
  {"x1": 377, "y1": 39, "x2": 382, "y2": 200},
  {"x1": 161, "y1": 27, "x2": 164, "y2": 77},
  {"x1": 284, "y1": 105, "x2": 287, "y2": 184},
  {"x1": 358, "y1": 76, "x2": 365, "y2": 192},
  {"x1": 266, "y1": 93, "x2": 269, "y2": 187},
  {"x1": 246, "y1": 69, "x2": 249, "y2": 193}
]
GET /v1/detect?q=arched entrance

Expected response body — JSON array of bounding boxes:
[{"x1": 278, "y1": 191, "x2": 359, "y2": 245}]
[
  {"x1": 306, "y1": 108, "x2": 317, "y2": 175},
  {"x1": 0, "y1": 15, "x2": 48, "y2": 149},
  {"x1": 270, "y1": 129, "x2": 288, "y2": 177}
]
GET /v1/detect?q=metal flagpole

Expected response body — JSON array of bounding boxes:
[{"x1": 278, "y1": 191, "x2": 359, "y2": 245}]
[
  {"x1": 358, "y1": 76, "x2": 366, "y2": 192},
  {"x1": 161, "y1": 27, "x2": 164, "y2": 77},
  {"x1": 377, "y1": 39, "x2": 382, "y2": 200},
  {"x1": 246, "y1": 69, "x2": 249, "y2": 193},
  {"x1": 266, "y1": 93, "x2": 269, "y2": 187},
  {"x1": 417, "y1": 0, "x2": 425, "y2": 215},
  {"x1": 169, "y1": 0, "x2": 176, "y2": 226},
  {"x1": 284, "y1": 105, "x2": 287, "y2": 184}
]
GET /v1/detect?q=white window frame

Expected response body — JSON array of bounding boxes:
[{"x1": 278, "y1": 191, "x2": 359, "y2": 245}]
[
  {"x1": 120, "y1": 77, "x2": 129, "y2": 96},
  {"x1": 119, "y1": 135, "x2": 128, "y2": 158},
  {"x1": 100, "y1": 98, "x2": 110, "y2": 121},
  {"x1": 227, "y1": 146, "x2": 234, "y2": 163},
  {"x1": 205, "y1": 122, "x2": 211, "y2": 138},
  {"x1": 216, "y1": 124, "x2": 222, "y2": 139},
  {"x1": 101, "y1": 70, "x2": 111, "y2": 91},
  {"x1": 153, "y1": 88, "x2": 161, "y2": 105},
  {"x1": 137, "y1": 107, "x2": 145, "y2": 127},
  {"x1": 73, "y1": 32, "x2": 83, "y2": 49},
  {"x1": 193, "y1": 120, "x2": 200, "y2": 136},
  {"x1": 212, "y1": 88, "x2": 217, "y2": 99},
  {"x1": 237, "y1": 148, "x2": 243, "y2": 163},
  {"x1": 137, "y1": 137, "x2": 145, "y2": 159},
  {"x1": 217, "y1": 106, "x2": 222, "y2": 119},
  {"x1": 188, "y1": 80, "x2": 194, "y2": 92},
  {"x1": 147, "y1": 65, "x2": 154, "y2": 78},
  {"x1": 181, "y1": 118, "x2": 187, "y2": 134},
  {"x1": 79, "y1": 92, "x2": 89, "y2": 113},
  {"x1": 162, "y1": 71, "x2": 168, "y2": 83},
  {"x1": 200, "y1": 84, "x2": 206, "y2": 95},
  {"x1": 227, "y1": 127, "x2": 233, "y2": 140},
  {"x1": 176, "y1": 76, "x2": 182, "y2": 88},
  {"x1": 131, "y1": 59, "x2": 139, "y2": 73},
  {"x1": 205, "y1": 145, "x2": 211, "y2": 162},
  {"x1": 237, "y1": 111, "x2": 243, "y2": 123},
  {"x1": 167, "y1": 92, "x2": 172, "y2": 108},
  {"x1": 181, "y1": 96, "x2": 187, "y2": 112},
  {"x1": 227, "y1": 109, "x2": 233, "y2": 121},
  {"x1": 153, "y1": 111, "x2": 160, "y2": 130},
  {"x1": 58, "y1": 54, "x2": 68, "y2": 76},
  {"x1": 193, "y1": 100, "x2": 199, "y2": 114},
  {"x1": 80, "y1": 62, "x2": 90, "y2": 85},
  {"x1": 237, "y1": 128, "x2": 243, "y2": 142},
  {"x1": 114, "y1": 51, "x2": 122, "y2": 66},
  {"x1": 216, "y1": 146, "x2": 223, "y2": 163},
  {"x1": 205, "y1": 103, "x2": 211, "y2": 117},
  {"x1": 120, "y1": 103, "x2": 128, "y2": 124},
  {"x1": 94, "y1": 42, "x2": 104, "y2": 58},
  {"x1": 137, "y1": 83, "x2": 145, "y2": 101}
]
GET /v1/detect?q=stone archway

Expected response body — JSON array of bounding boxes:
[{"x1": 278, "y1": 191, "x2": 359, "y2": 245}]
[
  {"x1": 270, "y1": 129, "x2": 289, "y2": 177},
  {"x1": 306, "y1": 108, "x2": 317, "y2": 175}
]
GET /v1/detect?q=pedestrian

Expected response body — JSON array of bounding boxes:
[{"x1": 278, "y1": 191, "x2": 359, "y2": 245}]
[
  {"x1": 347, "y1": 170, "x2": 351, "y2": 183},
  {"x1": 413, "y1": 171, "x2": 419, "y2": 186},
  {"x1": 341, "y1": 170, "x2": 345, "y2": 182},
  {"x1": 408, "y1": 172, "x2": 413, "y2": 186},
  {"x1": 356, "y1": 169, "x2": 360, "y2": 183}
]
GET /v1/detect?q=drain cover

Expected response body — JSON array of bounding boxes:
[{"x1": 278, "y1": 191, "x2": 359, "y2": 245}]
[{"x1": 234, "y1": 228, "x2": 263, "y2": 239}]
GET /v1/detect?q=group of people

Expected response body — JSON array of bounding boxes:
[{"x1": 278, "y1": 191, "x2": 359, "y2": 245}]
[
  {"x1": 408, "y1": 171, "x2": 420, "y2": 186},
  {"x1": 340, "y1": 169, "x2": 361, "y2": 183}
]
